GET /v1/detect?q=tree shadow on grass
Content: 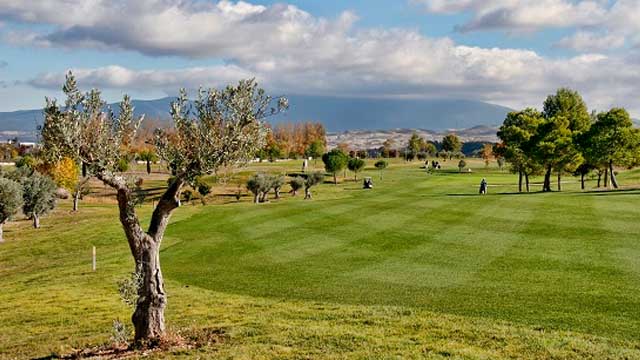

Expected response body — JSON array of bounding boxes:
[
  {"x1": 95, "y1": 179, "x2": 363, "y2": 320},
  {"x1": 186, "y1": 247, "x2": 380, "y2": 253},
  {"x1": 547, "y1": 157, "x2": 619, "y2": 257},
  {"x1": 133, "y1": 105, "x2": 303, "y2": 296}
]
[
  {"x1": 446, "y1": 191, "x2": 546, "y2": 197},
  {"x1": 576, "y1": 188, "x2": 640, "y2": 196}
]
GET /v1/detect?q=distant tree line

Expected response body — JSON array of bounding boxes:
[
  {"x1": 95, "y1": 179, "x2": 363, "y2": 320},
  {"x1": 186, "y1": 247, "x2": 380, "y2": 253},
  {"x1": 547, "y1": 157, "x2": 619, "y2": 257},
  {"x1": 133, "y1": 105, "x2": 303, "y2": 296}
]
[{"x1": 258, "y1": 122, "x2": 327, "y2": 161}]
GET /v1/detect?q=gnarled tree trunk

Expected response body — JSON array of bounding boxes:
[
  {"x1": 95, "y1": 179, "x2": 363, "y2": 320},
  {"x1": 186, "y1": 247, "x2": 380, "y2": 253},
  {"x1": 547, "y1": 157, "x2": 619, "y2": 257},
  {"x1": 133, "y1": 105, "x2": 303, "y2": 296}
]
[
  {"x1": 304, "y1": 186, "x2": 312, "y2": 200},
  {"x1": 33, "y1": 214, "x2": 40, "y2": 229},
  {"x1": 525, "y1": 173, "x2": 530, "y2": 193},
  {"x1": 581, "y1": 173, "x2": 585, "y2": 190},
  {"x1": 604, "y1": 168, "x2": 609, "y2": 188},
  {"x1": 105, "y1": 173, "x2": 183, "y2": 343},
  {"x1": 0, "y1": 221, "x2": 4, "y2": 242}
]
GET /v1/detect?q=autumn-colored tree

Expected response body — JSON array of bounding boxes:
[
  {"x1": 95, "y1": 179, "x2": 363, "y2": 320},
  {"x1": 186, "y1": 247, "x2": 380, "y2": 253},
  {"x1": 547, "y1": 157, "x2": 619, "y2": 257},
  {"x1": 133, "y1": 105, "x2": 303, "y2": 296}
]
[
  {"x1": 480, "y1": 144, "x2": 494, "y2": 167},
  {"x1": 50, "y1": 157, "x2": 79, "y2": 193}
]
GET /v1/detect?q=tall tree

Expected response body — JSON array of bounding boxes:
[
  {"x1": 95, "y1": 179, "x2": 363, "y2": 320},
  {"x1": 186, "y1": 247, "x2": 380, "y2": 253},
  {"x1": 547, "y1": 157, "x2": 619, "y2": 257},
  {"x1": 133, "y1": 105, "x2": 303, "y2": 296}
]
[
  {"x1": 532, "y1": 116, "x2": 577, "y2": 192},
  {"x1": 442, "y1": 134, "x2": 462, "y2": 159},
  {"x1": 0, "y1": 178, "x2": 23, "y2": 242},
  {"x1": 22, "y1": 171, "x2": 57, "y2": 229},
  {"x1": 406, "y1": 132, "x2": 422, "y2": 161},
  {"x1": 585, "y1": 108, "x2": 640, "y2": 189},
  {"x1": 41, "y1": 73, "x2": 286, "y2": 343},
  {"x1": 497, "y1": 109, "x2": 543, "y2": 192},
  {"x1": 542, "y1": 88, "x2": 591, "y2": 189}
]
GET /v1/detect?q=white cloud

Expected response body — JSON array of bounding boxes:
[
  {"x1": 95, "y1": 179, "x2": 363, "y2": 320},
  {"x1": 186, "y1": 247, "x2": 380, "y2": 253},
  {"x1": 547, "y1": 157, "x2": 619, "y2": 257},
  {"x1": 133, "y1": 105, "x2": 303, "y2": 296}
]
[
  {"x1": 555, "y1": 31, "x2": 625, "y2": 52},
  {"x1": 2, "y1": 0, "x2": 640, "y2": 116},
  {"x1": 413, "y1": 0, "x2": 640, "y2": 51},
  {"x1": 414, "y1": 0, "x2": 608, "y2": 31}
]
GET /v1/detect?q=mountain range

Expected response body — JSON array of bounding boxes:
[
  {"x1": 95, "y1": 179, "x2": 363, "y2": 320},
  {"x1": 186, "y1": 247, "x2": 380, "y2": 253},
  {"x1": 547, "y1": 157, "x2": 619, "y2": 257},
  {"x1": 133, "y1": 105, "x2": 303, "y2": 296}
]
[{"x1": 0, "y1": 95, "x2": 513, "y2": 142}]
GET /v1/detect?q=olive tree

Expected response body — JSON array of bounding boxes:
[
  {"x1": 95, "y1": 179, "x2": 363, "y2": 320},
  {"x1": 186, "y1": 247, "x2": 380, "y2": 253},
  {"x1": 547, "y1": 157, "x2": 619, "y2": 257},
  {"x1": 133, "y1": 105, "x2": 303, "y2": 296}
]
[
  {"x1": 40, "y1": 73, "x2": 94, "y2": 212},
  {"x1": 289, "y1": 177, "x2": 304, "y2": 196},
  {"x1": 22, "y1": 171, "x2": 57, "y2": 229},
  {"x1": 271, "y1": 175, "x2": 285, "y2": 199},
  {"x1": 304, "y1": 171, "x2": 325, "y2": 200},
  {"x1": 41, "y1": 72, "x2": 286, "y2": 343},
  {"x1": 0, "y1": 178, "x2": 23, "y2": 242}
]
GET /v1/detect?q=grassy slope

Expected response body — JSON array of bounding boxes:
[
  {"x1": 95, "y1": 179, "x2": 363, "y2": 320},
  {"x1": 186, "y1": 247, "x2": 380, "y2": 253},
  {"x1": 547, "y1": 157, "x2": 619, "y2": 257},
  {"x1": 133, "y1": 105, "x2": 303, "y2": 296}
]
[{"x1": 1, "y1": 159, "x2": 640, "y2": 359}]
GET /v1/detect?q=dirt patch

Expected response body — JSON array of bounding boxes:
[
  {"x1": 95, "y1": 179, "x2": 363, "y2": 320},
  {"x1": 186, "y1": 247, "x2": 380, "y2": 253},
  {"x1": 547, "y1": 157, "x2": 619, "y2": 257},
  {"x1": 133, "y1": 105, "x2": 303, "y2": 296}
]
[{"x1": 33, "y1": 328, "x2": 226, "y2": 360}]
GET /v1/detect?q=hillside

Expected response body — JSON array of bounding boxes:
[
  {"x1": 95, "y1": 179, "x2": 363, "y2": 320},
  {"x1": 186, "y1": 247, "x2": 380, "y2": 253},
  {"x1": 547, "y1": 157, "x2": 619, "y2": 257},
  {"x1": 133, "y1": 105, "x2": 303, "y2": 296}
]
[{"x1": 0, "y1": 96, "x2": 511, "y2": 142}]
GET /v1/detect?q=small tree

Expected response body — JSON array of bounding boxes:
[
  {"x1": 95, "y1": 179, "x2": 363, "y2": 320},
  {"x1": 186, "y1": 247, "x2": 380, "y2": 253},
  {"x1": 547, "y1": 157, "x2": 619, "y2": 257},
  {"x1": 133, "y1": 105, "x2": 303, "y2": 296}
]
[
  {"x1": 374, "y1": 160, "x2": 388, "y2": 179},
  {"x1": 22, "y1": 171, "x2": 57, "y2": 229},
  {"x1": 196, "y1": 179, "x2": 211, "y2": 205},
  {"x1": 0, "y1": 178, "x2": 23, "y2": 242},
  {"x1": 137, "y1": 149, "x2": 158, "y2": 175},
  {"x1": 458, "y1": 159, "x2": 467, "y2": 172},
  {"x1": 40, "y1": 72, "x2": 286, "y2": 342},
  {"x1": 322, "y1": 149, "x2": 348, "y2": 185},
  {"x1": 304, "y1": 171, "x2": 325, "y2": 200},
  {"x1": 289, "y1": 177, "x2": 304, "y2": 196},
  {"x1": 480, "y1": 144, "x2": 494, "y2": 167},
  {"x1": 347, "y1": 158, "x2": 366, "y2": 181}
]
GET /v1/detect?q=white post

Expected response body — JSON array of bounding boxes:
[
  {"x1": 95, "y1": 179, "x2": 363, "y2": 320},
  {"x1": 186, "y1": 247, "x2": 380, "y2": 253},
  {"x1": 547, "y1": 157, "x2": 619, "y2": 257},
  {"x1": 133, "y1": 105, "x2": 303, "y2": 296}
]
[{"x1": 92, "y1": 246, "x2": 96, "y2": 272}]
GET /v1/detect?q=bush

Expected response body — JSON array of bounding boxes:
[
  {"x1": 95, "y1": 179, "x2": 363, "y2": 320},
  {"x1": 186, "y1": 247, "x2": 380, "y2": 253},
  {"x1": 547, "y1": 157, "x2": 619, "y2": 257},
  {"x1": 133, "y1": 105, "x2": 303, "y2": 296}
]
[{"x1": 15, "y1": 155, "x2": 36, "y2": 169}]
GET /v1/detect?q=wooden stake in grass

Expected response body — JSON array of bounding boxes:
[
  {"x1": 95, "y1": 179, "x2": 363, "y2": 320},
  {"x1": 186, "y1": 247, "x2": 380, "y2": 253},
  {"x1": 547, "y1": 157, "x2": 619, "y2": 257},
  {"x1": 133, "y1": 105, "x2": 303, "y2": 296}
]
[{"x1": 92, "y1": 246, "x2": 96, "y2": 272}]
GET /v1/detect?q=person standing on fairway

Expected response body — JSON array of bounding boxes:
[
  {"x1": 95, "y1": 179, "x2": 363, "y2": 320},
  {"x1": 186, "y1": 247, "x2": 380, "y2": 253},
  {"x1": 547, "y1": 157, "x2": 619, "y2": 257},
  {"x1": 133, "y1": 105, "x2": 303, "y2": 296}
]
[{"x1": 479, "y1": 178, "x2": 488, "y2": 195}]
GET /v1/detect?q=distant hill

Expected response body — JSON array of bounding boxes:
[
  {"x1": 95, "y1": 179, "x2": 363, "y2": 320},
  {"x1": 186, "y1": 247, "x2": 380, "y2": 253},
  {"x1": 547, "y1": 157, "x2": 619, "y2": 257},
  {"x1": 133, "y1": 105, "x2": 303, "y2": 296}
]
[{"x1": 0, "y1": 95, "x2": 512, "y2": 142}]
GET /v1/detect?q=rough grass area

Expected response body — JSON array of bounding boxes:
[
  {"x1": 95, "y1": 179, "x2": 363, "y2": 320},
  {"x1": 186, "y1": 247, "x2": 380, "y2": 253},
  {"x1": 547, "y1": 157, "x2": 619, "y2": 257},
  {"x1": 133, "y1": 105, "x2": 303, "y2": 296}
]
[{"x1": 1, "y1": 159, "x2": 640, "y2": 359}]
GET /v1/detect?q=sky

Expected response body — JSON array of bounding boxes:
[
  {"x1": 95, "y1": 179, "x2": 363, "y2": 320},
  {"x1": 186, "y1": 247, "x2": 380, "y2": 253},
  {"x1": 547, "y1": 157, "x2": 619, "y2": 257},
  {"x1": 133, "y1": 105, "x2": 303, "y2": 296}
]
[{"x1": 0, "y1": 0, "x2": 638, "y2": 117}]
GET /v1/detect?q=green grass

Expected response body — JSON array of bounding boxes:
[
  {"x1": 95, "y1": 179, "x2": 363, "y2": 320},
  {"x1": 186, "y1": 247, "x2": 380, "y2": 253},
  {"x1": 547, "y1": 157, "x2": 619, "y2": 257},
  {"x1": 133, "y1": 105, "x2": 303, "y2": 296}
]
[{"x1": 1, "y1": 159, "x2": 640, "y2": 359}]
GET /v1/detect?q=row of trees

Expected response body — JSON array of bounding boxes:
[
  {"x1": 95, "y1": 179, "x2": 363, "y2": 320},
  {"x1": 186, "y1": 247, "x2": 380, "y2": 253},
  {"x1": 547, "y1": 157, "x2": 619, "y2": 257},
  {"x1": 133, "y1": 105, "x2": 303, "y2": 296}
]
[
  {"x1": 258, "y1": 122, "x2": 327, "y2": 161},
  {"x1": 496, "y1": 88, "x2": 640, "y2": 192},
  {"x1": 0, "y1": 166, "x2": 57, "y2": 240},
  {"x1": 247, "y1": 172, "x2": 325, "y2": 202}
]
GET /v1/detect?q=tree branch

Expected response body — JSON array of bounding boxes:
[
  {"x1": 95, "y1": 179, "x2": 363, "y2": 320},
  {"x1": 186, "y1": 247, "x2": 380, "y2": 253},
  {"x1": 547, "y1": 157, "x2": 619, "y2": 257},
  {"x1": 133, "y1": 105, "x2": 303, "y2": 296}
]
[
  {"x1": 147, "y1": 178, "x2": 184, "y2": 241},
  {"x1": 97, "y1": 171, "x2": 146, "y2": 258}
]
